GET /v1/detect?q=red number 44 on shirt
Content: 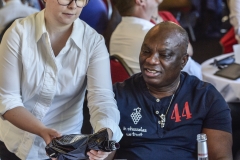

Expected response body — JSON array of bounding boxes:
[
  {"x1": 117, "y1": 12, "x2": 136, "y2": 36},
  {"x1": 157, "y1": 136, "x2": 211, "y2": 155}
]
[{"x1": 171, "y1": 102, "x2": 192, "y2": 122}]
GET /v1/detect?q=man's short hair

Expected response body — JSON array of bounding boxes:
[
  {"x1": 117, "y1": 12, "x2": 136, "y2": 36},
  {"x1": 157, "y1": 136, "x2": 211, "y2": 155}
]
[
  {"x1": 112, "y1": 0, "x2": 135, "y2": 16},
  {"x1": 152, "y1": 22, "x2": 189, "y2": 54}
]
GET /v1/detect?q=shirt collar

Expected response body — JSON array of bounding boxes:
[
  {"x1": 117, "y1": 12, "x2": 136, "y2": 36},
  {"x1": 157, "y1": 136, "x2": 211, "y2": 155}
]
[
  {"x1": 69, "y1": 18, "x2": 84, "y2": 49},
  {"x1": 35, "y1": 10, "x2": 84, "y2": 50},
  {"x1": 35, "y1": 9, "x2": 48, "y2": 42},
  {"x1": 122, "y1": 16, "x2": 155, "y2": 27}
]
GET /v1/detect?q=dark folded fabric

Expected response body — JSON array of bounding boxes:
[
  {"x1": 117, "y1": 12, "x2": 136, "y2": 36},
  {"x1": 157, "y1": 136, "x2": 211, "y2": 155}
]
[{"x1": 45, "y1": 129, "x2": 120, "y2": 160}]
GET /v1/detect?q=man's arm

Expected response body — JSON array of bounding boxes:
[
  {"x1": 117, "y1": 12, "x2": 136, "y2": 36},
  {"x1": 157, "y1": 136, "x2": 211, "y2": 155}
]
[{"x1": 202, "y1": 128, "x2": 233, "y2": 160}]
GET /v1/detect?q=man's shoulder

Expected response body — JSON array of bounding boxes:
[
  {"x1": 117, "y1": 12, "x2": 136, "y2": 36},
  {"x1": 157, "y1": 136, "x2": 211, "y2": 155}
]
[
  {"x1": 113, "y1": 73, "x2": 142, "y2": 92},
  {"x1": 181, "y1": 72, "x2": 214, "y2": 90},
  {"x1": 114, "y1": 17, "x2": 154, "y2": 33},
  {"x1": 180, "y1": 72, "x2": 220, "y2": 98}
]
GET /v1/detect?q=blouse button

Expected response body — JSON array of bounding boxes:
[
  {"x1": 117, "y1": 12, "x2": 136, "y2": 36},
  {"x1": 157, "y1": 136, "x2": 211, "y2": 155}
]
[
  {"x1": 155, "y1": 111, "x2": 159, "y2": 114},
  {"x1": 158, "y1": 121, "x2": 161, "y2": 124},
  {"x1": 156, "y1": 99, "x2": 160, "y2": 102}
]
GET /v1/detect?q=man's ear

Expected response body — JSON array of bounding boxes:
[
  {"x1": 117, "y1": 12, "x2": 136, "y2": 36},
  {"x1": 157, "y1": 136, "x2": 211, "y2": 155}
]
[
  {"x1": 181, "y1": 54, "x2": 189, "y2": 69},
  {"x1": 135, "y1": 0, "x2": 144, "y2": 6}
]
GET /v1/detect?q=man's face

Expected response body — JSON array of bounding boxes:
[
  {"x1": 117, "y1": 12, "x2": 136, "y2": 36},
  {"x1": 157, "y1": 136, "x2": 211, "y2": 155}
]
[
  {"x1": 145, "y1": 0, "x2": 160, "y2": 11},
  {"x1": 139, "y1": 27, "x2": 187, "y2": 88}
]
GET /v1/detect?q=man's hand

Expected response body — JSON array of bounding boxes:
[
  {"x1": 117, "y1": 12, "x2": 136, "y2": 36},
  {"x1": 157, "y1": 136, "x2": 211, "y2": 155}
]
[{"x1": 87, "y1": 150, "x2": 111, "y2": 160}]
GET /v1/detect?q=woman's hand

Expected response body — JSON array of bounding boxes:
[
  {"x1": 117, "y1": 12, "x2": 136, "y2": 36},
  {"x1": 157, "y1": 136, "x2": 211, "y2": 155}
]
[
  {"x1": 87, "y1": 150, "x2": 111, "y2": 160},
  {"x1": 87, "y1": 128, "x2": 113, "y2": 160},
  {"x1": 39, "y1": 127, "x2": 62, "y2": 145},
  {"x1": 38, "y1": 127, "x2": 61, "y2": 160}
]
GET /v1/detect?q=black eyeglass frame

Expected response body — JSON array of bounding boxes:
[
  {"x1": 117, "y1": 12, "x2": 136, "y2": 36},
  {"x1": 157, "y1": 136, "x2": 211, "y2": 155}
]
[{"x1": 56, "y1": 0, "x2": 89, "y2": 8}]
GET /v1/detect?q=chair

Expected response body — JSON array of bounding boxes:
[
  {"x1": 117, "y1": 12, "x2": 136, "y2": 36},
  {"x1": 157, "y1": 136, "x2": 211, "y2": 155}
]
[
  {"x1": 220, "y1": 27, "x2": 238, "y2": 54},
  {"x1": 102, "y1": 0, "x2": 122, "y2": 51},
  {"x1": 110, "y1": 55, "x2": 133, "y2": 84},
  {"x1": 227, "y1": 102, "x2": 240, "y2": 159},
  {"x1": 102, "y1": 0, "x2": 113, "y2": 20}
]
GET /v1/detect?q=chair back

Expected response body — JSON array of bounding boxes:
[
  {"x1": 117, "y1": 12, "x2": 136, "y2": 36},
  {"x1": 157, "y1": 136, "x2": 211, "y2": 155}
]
[
  {"x1": 102, "y1": 0, "x2": 112, "y2": 20},
  {"x1": 228, "y1": 102, "x2": 240, "y2": 159},
  {"x1": 110, "y1": 55, "x2": 133, "y2": 84}
]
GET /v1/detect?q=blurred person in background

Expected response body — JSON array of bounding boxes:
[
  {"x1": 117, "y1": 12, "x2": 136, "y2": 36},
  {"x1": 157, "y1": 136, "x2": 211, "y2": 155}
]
[
  {"x1": 219, "y1": 0, "x2": 240, "y2": 53},
  {"x1": 110, "y1": 0, "x2": 202, "y2": 80},
  {"x1": 25, "y1": 0, "x2": 41, "y2": 10},
  {"x1": 229, "y1": 0, "x2": 240, "y2": 43},
  {"x1": 79, "y1": 0, "x2": 108, "y2": 34},
  {"x1": 0, "y1": 0, "x2": 3, "y2": 8},
  {"x1": 0, "y1": 0, "x2": 39, "y2": 35},
  {"x1": 191, "y1": 0, "x2": 223, "y2": 38}
]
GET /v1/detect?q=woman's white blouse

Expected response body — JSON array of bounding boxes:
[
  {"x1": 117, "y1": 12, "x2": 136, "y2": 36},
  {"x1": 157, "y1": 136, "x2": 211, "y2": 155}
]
[{"x1": 0, "y1": 10, "x2": 122, "y2": 160}]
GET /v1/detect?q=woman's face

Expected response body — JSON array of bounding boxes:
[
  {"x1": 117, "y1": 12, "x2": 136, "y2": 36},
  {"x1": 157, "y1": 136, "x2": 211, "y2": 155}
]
[{"x1": 45, "y1": 0, "x2": 84, "y2": 26}]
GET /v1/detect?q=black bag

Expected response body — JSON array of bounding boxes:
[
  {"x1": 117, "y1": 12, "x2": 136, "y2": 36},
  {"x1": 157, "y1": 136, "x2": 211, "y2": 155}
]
[{"x1": 45, "y1": 129, "x2": 120, "y2": 160}]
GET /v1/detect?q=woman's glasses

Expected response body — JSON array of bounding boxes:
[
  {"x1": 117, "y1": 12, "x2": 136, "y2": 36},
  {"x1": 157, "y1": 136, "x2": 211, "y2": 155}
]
[{"x1": 57, "y1": 0, "x2": 89, "y2": 8}]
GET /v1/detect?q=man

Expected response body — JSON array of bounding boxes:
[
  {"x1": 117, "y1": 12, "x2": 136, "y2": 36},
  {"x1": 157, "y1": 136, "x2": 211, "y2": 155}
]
[
  {"x1": 0, "y1": 0, "x2": 39, "y2": 35},
  {"x1": 112, "y1": 21, "x2": 232, "y2": 159},
  {"x1": 110, "y1": 0, "x2": 202, "y2": 80}
]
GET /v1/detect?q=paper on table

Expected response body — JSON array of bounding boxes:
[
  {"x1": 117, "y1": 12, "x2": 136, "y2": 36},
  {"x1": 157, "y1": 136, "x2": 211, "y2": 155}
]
[{"x1": 233, "y1": 44, "x2": 240, "y2": 64}]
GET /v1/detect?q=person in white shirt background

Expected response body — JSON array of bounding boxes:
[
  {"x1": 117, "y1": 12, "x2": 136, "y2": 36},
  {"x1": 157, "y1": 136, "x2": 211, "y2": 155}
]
[
  {"x1": 0, "y1": 0, "x2": 39, "y2": 35},
  {"x1": 229, "y1": 0, "x2": 240, "y2": 44},
  {"x1": 0, "y1": 0, "x2": 122, "y2": 159},
  {"x1": 110, "y1": 0, "x2": 202, "y2": 80}
]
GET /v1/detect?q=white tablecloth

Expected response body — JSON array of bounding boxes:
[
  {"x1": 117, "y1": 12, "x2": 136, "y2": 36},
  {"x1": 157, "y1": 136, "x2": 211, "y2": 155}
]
[{"x1": 201, "y1": 53, "x2": 240, "y2": 102}]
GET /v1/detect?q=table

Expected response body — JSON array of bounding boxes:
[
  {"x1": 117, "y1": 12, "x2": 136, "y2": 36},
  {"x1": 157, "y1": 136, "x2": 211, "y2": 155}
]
[{"x1": 201, "y1": 53, "x2": 240, "y2": 102}]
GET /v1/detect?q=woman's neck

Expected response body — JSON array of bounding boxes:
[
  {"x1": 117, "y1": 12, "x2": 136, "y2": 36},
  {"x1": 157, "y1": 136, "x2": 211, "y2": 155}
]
[{"x1": 44, "y1": 17, "x2": 73, "y2": 56}]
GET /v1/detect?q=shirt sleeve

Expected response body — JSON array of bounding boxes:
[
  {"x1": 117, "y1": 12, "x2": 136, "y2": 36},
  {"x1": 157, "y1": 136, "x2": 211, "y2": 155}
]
[
  {"x1": 203, "y1": 85, "x2": 232, "y2": 133},
  {"x1": 86, "y1": 34, "x2": 123, "y2": 142},
  {"x1": 0, "y1": 21, "x2": 24, "y2": 119}
]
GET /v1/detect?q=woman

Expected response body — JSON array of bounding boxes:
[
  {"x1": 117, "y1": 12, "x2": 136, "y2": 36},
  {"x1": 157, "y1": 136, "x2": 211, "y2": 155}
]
[{"x1": 0, "y1": 0, "x2": 122, "y2": 159}]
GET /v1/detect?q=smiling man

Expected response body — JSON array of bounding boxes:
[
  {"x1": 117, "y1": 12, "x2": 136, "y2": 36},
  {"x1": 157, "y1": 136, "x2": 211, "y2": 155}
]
[{"x1": 111, "y1": 21, "x2": 232, "y2": 160}]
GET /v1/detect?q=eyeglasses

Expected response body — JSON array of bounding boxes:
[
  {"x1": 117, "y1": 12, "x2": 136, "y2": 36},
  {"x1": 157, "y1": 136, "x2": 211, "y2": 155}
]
[{"x1": 57, "y1": 0, "x2": 89, "y2": 8}]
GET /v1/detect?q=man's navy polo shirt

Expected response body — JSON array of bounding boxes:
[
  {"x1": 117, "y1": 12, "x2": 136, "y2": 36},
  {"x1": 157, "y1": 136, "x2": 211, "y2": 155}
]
[{"x1": 113, "y1": 72, "x2": 231, "y2": 160}]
